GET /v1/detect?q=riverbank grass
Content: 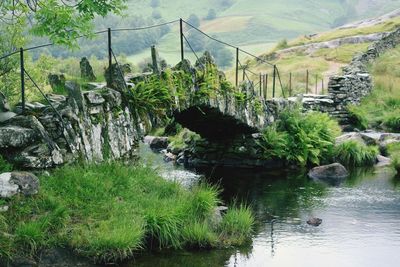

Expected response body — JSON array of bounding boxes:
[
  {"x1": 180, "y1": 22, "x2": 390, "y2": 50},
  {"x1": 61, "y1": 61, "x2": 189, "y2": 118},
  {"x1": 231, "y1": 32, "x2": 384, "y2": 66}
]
[
  {"x1": 0, "y1": 163, "x2": 254, "y2": 263},
  {"x1": 334, "y1": 141, "x2": 379, "y2": 167}
]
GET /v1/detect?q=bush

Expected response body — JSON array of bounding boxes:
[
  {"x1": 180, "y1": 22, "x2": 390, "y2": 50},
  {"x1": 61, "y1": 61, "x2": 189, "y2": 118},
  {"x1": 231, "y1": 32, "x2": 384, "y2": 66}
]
[
  {"x1": 258, "y1": 108, "x2": 341, "y2": 166},
  {"x1": 275, "y1": 39, "x2": 288, "y2": 50},
  {"x1": 334, "y1": 141, "x2": 378, "y2": 167}
]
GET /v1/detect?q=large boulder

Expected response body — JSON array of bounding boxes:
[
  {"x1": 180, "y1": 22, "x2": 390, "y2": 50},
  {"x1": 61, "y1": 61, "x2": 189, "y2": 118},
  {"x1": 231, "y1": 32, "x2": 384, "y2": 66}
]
[
  {"x1": 80, "y1": 57, "x2": 96, "y2": 81},
  {"x1": 144, "y1": 136, "x2": 169, "y2": 150},
  {"x1": 0, "y1": 125, "x2": 38, "y2": 148},
  {"x1": 308, "y1": 163, "x2": 349, "y2": 185},
  {"x1": 0, "y1": 171, "x2": 39, "y2": 198}
]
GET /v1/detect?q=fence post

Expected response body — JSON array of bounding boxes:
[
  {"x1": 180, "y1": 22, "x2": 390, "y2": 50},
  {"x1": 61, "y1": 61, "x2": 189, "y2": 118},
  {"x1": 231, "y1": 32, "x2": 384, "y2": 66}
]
[
  {"x1": 306, "y1": 69, "x2": 309, "y2": 94},
  {"x1": 108, "y1": 28, "x2": 112, "y2": 69},
  {"x1": 259, "y1": 73, "x2": 262, "y2": 97},
  {"x1": 242, "y1": 68, "x2": 246, "y2": 81},
  {"x1": 235, "y1": 48, "x2": 239, "y2": 88},
  {"x1": 315, "y1": 74, "x2": 318, "y2": 94},
  {"x1": 180, "y1": 18, "x2": 184, "y2": 62},
  {"x1": 289, "y1": 72, "x2": 292, "y2": 97},
  {"x1": 272, "y1": 65, "x2": 276, "y2": 98},
  {"x1": 20, "y1": 47, "x2": 25, "y2": 114},
  {"x1": 322, "y1": 78, "x2": 325, "y2": 94},
  {"x1": 265, "y1": 74, "x2": 268, "y2": 100}
]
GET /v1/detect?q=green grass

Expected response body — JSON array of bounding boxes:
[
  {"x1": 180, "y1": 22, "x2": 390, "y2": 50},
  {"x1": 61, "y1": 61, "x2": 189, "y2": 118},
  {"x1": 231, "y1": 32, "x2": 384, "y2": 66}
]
[
  {"x1": 346, "y1": 45, "x2": 400, "y2": 131},
  {"x1": 334, "y1": 141, "x2": 379, "y2": 167},
  {"x1": 387, "y1": 143, "x2": 400, "y2": 175},
  {"x1": 0, "y1": 162, "x2": 254, "y2": 263},
  {"x1": 313, "y1": 43, "x2": 372, "y2": 63},
  {"x1": 290, "y1": 16, "x2": 400, "y2": 46}
]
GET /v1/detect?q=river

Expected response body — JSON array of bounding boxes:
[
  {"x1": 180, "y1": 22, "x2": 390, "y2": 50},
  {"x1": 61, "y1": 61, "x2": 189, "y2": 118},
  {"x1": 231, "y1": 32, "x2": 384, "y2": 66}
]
[{"x1": 122, "y1": 143, "x2": 400, "y2": 267}]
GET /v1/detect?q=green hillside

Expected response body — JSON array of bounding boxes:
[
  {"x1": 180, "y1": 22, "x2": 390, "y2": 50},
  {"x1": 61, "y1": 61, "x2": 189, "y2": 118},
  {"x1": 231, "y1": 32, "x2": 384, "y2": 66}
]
[{"x1": 117, "y1": 0, "x2": 400, "y2": 67}]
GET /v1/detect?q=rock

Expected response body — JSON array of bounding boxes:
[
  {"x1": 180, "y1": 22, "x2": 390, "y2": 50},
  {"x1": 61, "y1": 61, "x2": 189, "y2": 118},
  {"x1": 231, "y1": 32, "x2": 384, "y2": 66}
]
[
  {"x1": 66, "y1": 81, "x2": 85, "y2": 112},
  {"x1": 335, "y1": 132, "x2": 366, "y2": 145},
  {"x1": 308, "y1": 163, "x2": 349, "y2": 184},
  {"x1": 10, "y1": 172, "x2": 40, "y2": 196},
  {"x1": 211, "y1": 206, "x2": 228, "y2": 225},
  {"x1": 84, "y1": 91, "x2": 105, "y2": 105},
  {"x1": 0, "y1": 173, "x2": 19, "y2": 198},
  {"x1": 0, "y1": 125, "x2": 38, "y2": 148},
  {"x1": 307, "y1": 217, "x2": 322, "y2": 226},
  {"x1": 164, "y1": 152, "x2": 177, "y2": 162},
  {"x1": 48, "y1": 74, "x2": 66, "y2": 92},
  {"x1": 0, "y1": 111, "x2": 17, "y2": 123},
  {"x1": 375, "y1": 155, "x2": 391, "y2": 167},
  {"x1": 144, "y1": 136, "x2": 169, "y2": 150},
  {"x1": 105, "y1": 63, "x2": 127, "y2": 92},
  {"x1": 0, "y1": 205, "x2": 9, "y2": 212},
  {"x1": 80, "y1": 57, "x2": 96, "y2": 81},
  {"x1": 0, "y1": 91, "x2": 11, "y2": 112}
]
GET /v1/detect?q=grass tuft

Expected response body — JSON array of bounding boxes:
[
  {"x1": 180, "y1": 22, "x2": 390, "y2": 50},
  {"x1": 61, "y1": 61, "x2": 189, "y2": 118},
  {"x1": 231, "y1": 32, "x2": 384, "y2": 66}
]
[{"x1": 334, "y1": 141, "x2": 378, "y2": 167}]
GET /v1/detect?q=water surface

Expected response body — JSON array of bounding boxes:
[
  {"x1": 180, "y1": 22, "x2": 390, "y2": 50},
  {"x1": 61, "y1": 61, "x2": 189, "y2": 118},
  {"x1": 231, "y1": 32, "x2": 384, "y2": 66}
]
[{"x1": 127, "y1": 146, "x2": 400, "y2": 267}]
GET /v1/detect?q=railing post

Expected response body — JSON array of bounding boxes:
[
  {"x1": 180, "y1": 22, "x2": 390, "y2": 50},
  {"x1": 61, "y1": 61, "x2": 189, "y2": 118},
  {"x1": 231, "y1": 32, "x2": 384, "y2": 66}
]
[
  {"x1": 259, "y1": 73, "x2": 262, "y2": 97},
  {"x1": 235, "y1": 47, "x2": 239, "y2": 88},
  {"x1": 289, "y1": 72, "x2": 292, "y2": 97},
  {"x1": 20, "y1": 48, "x2": 25, "y2": 114},
  {"x1": 108, "y1": 28, "x2": 112, "y2": 69},
  {"x1": 272, "y1": 65, "x2": 276, "y2": 98},
  {"x1": 180, "y1": 18, "x2": 184, "y2": 62},
  {"x1": 306, "y1": 69, "x2": 309, "y2": 94}
]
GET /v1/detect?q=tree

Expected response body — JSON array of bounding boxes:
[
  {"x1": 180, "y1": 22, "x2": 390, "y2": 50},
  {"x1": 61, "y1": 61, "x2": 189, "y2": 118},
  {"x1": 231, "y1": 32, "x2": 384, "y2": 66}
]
[
  {"x1": 0, "y1": 0, "x2": 126, "y2": 47},
  {"x1": 187, "y1": 14, "x2": 200, "y2": 28},
  {"x1": 150, "y1": 0, "x2": 160, "y2": 8},
  {"x1": 205, "y1": 9, "x2": 217, "y2": 20},
  {"x1": 187, "y1": 32, "x2": 206, "y2": 52},
  {"x1": 206, "y1": 41, "x2": 233, "y2": 68}
]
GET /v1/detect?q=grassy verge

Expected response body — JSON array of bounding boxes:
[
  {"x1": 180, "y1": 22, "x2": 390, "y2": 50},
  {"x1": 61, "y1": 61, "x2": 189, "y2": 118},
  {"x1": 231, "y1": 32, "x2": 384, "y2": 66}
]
[
  {"x1": 0, "y1": 162, "x2": 254, "y2": 263},
  {"x1": 387, "y1": 143, "x2": 400, "y2": 175},
  {"x1": 347, "y1": 45, "x2": 400, "y2": 131}
]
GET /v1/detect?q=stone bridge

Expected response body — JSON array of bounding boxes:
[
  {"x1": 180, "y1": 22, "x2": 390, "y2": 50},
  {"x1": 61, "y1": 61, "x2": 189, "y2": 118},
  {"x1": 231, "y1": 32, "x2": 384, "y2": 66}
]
[{"x1": 0, "y1": 26, "x2": 399, "y2": 169}]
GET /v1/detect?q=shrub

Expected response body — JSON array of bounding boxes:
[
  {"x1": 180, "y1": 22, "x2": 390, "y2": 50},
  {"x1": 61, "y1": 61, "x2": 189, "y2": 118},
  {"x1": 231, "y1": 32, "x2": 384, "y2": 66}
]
[
  {"x1": 334, "y1": 141, "x2": 378, "y2": 167},
  {"x1": 392, "y1": 156, "x2": 400, "y2": 176}
]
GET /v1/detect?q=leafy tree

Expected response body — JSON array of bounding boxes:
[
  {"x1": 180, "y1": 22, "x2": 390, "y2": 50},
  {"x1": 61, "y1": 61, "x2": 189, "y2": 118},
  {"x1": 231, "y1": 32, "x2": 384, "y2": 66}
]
[
  {"x1": 0, "y1": 0, "x2": 126, "y2": 47},
  {"x1": 150, "y1": 0, "x2": 160, "y2": 8},
  {"x1": 187, "y1": 14, "x2": 201, "y2": 28},
  {"x1": 206, "y1": 41, "x2": 233, "y2": 68},
  {"x1": 152, "y1": 10, "x2": 162, "y2": 20},
  {"x1": 205, "y1": 9, "x2": 217, "y2": 20},
  {"x1": 187, "y1": 32, "x2": 206, "y2": 52}
]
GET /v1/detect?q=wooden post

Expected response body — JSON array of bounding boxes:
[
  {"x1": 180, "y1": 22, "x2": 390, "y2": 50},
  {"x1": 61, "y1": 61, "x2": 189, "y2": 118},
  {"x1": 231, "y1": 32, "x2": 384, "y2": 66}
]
[
  {"x1": 306, "y1": 69, "x2": 309, "y2": 94},
  {"x1": 235, "y1": 48, "x2": 239, "y2": 88},
  {"x1": 259, "y1": 73, "x2": 262, "y2": 97},
  {"x1": 20, "y1": 48, "x2": 25, "y2": 114},
  {"x1": 151, "y1": 45, "x2": 160, "y2": 75},
  {"x1": 242, "y1": 68, "x2": 246, "y2": 81},
  {"x1": 289, "y1": 72, "x2": 292, "y2": 97},
  {"x1": 108, "y1": 28, "x2": 112, "y2": 70},
  {"x1": 272, "y1": 65, "x2": 276, "y2": 98},
  {"x1": 265, "y1": 74, "x2": 268, "y2": 100},
  {"x1": 322, "y1": 78, "x2": 325, "y2": 94},
  {"x1": 180, "y1": 18, "x2": 184, "y2": 62},
  {"x1": 315, "y1": 74, "x2": 318, "y2": 94}
]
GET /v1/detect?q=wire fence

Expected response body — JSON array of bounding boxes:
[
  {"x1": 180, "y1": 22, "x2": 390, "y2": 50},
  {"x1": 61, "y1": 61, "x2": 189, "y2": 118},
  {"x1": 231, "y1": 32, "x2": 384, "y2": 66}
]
[{"x1": 0, "y1": 18, "x2": 332, "y2": 113}]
